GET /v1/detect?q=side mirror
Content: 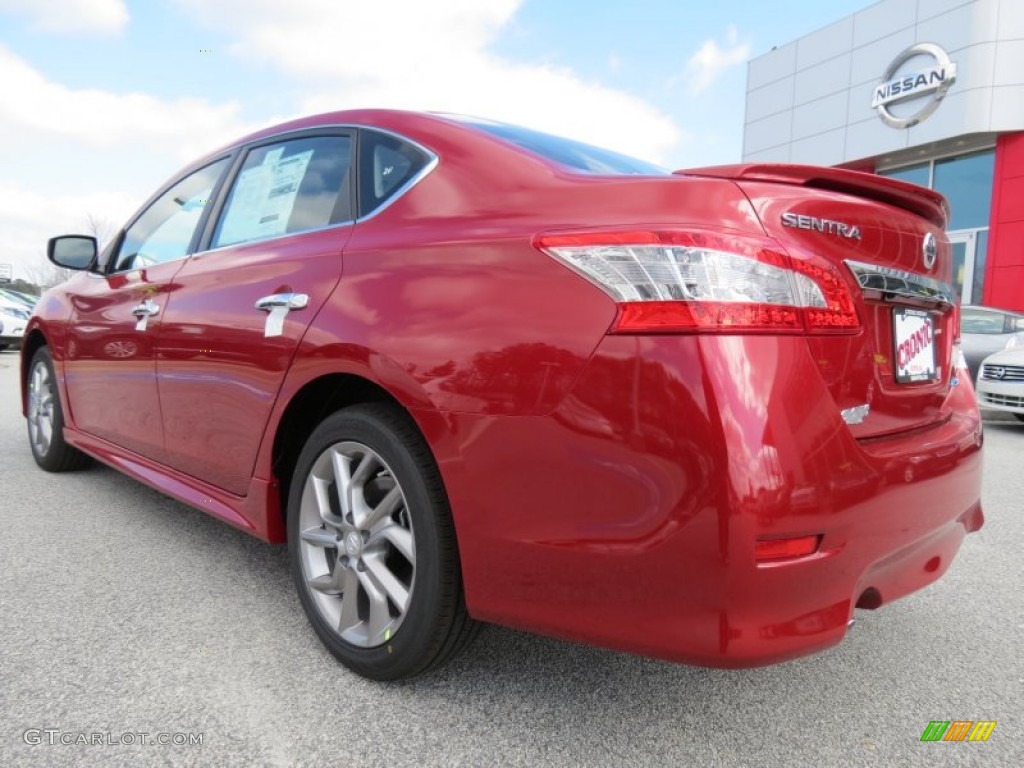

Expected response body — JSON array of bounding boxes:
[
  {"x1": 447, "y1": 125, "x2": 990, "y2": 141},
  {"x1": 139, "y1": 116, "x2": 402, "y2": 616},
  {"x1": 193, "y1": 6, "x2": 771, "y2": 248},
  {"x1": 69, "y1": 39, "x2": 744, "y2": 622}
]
[{"x1": 47, "y1": 235, "x2": 97, "y2": 271}]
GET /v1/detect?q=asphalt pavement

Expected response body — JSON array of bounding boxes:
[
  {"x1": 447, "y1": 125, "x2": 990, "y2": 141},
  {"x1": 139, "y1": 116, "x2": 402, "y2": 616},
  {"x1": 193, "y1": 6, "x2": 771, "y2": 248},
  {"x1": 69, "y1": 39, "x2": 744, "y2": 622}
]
[{"x1": 0, "y1": 348, "x2": 1020, "y2": 767}]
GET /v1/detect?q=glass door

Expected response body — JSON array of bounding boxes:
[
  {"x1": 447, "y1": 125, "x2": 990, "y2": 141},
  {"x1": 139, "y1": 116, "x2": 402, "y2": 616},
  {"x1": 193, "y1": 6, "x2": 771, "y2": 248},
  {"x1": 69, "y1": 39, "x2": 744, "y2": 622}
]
[{"x1": 948, "y1": 231, "x2": 976, "y2": 304}]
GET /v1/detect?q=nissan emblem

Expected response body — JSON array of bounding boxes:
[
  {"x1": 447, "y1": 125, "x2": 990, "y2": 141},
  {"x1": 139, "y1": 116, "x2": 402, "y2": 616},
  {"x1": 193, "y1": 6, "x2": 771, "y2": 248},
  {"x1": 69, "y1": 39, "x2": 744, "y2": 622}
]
[{"x1": 922, "y1": 232, "x2": 937, "y2": 270}]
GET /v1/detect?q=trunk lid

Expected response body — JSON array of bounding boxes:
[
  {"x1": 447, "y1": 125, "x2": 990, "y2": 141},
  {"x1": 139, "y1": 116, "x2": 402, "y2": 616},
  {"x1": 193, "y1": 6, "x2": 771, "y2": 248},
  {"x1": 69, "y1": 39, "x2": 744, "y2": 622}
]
[{"x1": 680, "y1": 164, "x2": 958, "y2": 439}]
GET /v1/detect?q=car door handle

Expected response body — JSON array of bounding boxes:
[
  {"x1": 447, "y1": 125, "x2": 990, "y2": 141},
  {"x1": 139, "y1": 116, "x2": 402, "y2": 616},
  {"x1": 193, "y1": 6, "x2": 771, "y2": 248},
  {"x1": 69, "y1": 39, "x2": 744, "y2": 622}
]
[
  {"x1": 255, "y1": 293, "x2": 309, "y2": 312},
  {"x1": 131, "y1": 300, "x2": 160, "y2": 317}
]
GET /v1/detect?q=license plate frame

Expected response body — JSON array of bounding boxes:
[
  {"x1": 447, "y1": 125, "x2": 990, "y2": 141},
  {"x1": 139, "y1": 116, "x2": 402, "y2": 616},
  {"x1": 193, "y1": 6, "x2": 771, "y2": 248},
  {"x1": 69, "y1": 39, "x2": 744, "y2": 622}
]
[{"x1": 893, "y1": 307, "x2": 937, "y2": 383}]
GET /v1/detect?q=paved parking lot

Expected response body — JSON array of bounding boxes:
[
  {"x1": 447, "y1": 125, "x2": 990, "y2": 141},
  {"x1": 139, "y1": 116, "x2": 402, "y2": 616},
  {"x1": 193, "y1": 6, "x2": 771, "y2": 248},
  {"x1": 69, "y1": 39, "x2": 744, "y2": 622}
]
[{"x1": 0, "y1": 348, "x2": 1020, "y2": 767}]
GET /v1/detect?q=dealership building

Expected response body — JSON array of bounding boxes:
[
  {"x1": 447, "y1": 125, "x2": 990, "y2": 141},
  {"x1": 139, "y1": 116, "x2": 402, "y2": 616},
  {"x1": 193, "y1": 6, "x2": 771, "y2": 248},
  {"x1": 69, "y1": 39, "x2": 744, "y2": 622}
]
[{"x1": 743, "y1": 0, "x2": 1024, "y2": 309}]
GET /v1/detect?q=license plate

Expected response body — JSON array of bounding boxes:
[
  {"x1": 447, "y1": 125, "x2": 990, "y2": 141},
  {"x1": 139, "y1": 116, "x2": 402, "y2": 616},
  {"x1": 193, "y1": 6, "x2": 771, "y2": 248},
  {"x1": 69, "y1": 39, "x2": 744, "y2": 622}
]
[{"x1": 893, "y1": 308, "x2": 937, "y2": 383}]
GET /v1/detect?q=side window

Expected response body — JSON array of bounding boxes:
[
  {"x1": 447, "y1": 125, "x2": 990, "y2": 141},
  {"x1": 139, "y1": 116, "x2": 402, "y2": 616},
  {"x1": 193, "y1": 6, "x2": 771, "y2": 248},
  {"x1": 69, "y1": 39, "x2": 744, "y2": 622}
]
[
  {"x1": 212, "y1": 135, "x2": 353, "y2": 249},
  {"x1": 114, "y1": 158, "x2": 229, "y2": 272},
  {"x1": 358, "y1": 130, "x2": 432, "y2": 217}
]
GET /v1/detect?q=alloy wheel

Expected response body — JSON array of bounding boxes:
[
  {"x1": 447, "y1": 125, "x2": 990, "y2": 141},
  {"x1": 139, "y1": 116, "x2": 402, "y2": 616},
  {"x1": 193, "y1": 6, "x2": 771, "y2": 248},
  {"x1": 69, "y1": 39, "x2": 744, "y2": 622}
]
[
  {"x1": 27, "y1": 360, "x2": 55, "y2": 458},
  {"x1": 297, "y1": 441, "x2": 416, "y2": 648}
]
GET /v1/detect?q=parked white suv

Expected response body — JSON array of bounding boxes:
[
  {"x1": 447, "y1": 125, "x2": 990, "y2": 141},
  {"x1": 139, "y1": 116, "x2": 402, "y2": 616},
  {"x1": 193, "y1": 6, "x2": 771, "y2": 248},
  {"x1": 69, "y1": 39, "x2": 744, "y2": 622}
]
[
  {"x1": 976, "y1": 346, "x2": 1024, "y2": 422},
  {"x1": 0, "y1": 304, "x2": 28, "y2": 350}
]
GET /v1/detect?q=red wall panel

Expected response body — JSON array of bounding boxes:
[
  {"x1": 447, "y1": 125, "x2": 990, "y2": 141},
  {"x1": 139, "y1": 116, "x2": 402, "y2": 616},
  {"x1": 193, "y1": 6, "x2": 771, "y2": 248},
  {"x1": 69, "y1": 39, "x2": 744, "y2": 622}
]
[
  {"x1": 992, "y1": 221, "x2": 1024, "y2": 266},
  {"x1": 984, "y1": 133, "x2": 1024, "y2": 309}
]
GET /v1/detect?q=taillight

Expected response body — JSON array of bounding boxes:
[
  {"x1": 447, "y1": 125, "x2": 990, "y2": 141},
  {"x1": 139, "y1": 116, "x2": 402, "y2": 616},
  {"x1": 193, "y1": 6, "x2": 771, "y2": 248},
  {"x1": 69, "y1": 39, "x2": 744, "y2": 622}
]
[{"x1": 535, "y1": 231, "x2": 859, "y2": 334}]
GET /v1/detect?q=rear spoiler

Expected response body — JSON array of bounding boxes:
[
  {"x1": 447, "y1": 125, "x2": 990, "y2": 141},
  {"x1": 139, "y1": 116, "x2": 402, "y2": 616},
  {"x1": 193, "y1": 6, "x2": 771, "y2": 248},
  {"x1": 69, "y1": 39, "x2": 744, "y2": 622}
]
[{"x1": 677, "y1": 164, "x2": 948, "y2": 229}]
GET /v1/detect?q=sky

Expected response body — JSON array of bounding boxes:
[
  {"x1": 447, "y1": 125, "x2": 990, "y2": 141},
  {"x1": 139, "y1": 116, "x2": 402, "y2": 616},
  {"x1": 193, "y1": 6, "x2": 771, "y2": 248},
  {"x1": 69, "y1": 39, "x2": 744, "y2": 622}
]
[{"x1": 0, "y1": 0, "x2": 872, "y2": 281}]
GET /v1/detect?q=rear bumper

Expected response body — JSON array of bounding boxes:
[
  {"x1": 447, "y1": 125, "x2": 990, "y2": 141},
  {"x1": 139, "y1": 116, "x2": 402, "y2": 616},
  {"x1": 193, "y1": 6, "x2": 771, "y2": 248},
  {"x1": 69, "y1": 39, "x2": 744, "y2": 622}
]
[{"x1": 433, "y1": 334, "x2": 984, "y2": 668}]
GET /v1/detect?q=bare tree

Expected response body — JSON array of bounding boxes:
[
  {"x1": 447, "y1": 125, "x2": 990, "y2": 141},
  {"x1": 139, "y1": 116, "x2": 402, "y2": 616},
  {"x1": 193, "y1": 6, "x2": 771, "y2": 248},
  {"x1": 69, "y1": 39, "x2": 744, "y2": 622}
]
[
  {"x1": 84, "y1": 213, "x2": 118, "y2": 250},
  {"x1": 23, "y1": 213, "x2": 119, "y2": 290},
  {"x1": 23, "y1": 259, "x2": 75, "y2": 291}
]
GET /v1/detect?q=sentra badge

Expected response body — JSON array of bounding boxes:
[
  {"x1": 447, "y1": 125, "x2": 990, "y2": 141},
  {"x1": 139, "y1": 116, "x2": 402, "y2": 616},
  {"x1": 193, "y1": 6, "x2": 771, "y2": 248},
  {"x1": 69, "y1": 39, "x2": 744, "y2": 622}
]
[{"x1": 781, "y1": 212, "x2": 861, "y2": 240}]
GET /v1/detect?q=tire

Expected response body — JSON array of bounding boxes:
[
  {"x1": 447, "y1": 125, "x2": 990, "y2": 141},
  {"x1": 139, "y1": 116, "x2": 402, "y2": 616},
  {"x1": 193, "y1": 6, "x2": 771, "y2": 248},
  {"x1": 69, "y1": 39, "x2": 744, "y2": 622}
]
[
  {"x1": 1014, "y1": 413, "x2": 1024, "y2": 424},
  {"x1": 0, "y1": 344, "x2": 10, "y2": 352},
  {"x1": 26, "y1": 347, "x2": 91, "y2": 472},
  {"x1": 287, "y1": 403, "x2": 477, "y2": 680}
]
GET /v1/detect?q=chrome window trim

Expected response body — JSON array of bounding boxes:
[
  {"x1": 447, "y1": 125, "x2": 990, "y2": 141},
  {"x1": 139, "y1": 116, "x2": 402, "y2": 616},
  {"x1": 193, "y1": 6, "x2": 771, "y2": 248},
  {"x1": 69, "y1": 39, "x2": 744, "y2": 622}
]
[
  {"x1": 192, "y1": 124, "x2": 439, "y2": 256},
  {"x1": 845, "y1": 260, "x2": 956, "y2": 307},
  {"x1": 224, "y1": 122, "x2": 436, "y2": 161},
  {"x1": 196, "y1": 219, "x2": 357, "y2": 258}
]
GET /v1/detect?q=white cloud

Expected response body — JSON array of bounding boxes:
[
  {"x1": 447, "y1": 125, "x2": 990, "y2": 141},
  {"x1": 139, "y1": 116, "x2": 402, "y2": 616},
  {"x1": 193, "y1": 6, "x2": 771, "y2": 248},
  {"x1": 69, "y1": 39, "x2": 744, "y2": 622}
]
[
  {"x1": 0, "y1": 184, "x2": 133, "y2": 236},
  {"x1": 0, "y1": 1, "x2": 690, "y2": 281},
  {"x1": 681, "y1": 25, "x2": 751, "y2": 97},
  {"x1": 0, "y1": 46, "x2": 254, "y2": 160},
  {"x1": 0, "y1": 0, "x2": 129, "y2": 35},
  {"x1": 0, "y1": 46, "x2": 260, "y2": 281},
  {"x1": 174, "y1": 0, "x2": 681, "y2": 163},
  {"x1": 0, "y1": 181, "x2": 138, "y2": 280}
]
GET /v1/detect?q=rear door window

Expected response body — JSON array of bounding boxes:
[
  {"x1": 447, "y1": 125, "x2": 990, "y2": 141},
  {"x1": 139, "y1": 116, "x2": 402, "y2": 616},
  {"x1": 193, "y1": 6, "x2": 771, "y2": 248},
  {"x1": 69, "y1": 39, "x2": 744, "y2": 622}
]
[{"x1": 212, "y1": 134, "x2": 353, "y2": 249}]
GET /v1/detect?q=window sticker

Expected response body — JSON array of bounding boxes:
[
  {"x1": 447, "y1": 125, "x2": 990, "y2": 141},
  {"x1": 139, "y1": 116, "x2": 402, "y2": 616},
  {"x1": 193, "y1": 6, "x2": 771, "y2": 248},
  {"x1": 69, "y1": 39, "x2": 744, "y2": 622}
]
[{"x1": 217, "y1": 148, "x2": 313, "y2": 246}]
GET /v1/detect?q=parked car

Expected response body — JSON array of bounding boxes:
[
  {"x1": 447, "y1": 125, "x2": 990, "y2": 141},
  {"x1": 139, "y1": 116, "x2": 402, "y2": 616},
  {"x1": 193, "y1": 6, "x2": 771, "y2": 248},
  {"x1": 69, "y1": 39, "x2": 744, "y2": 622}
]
[
  {"x1": 959, "y1": 304, "x2": 1024, "y2": 381},
  {"x1": 21, "y1": 110, "x2": 984, "y2": 680},
  {"x1": 0, "y1": 288, "x2": 38, "y2": 311},
  {"x1": 0, "y1": 296, "x2": 31, "y2": 317},
  {"x1": 1, "y1": 312, "x2": 26, "y2": 350},
  {"x1": 0, "y1": 300, "x2": 29, "y2": 351},
  {"x1": 975, "y1": 347, "x2": 1024, "y2": 421}
]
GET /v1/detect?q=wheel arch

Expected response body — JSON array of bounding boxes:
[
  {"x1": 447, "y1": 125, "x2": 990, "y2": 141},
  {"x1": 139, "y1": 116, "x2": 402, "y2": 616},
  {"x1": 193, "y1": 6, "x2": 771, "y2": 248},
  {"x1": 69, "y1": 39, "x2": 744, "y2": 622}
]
[
  {"x1": 19, "y1": 328, "x2": 49, "y2": 417},
  {"x1": 269, "y1": 372, "x2": 445, "y2": 539}
]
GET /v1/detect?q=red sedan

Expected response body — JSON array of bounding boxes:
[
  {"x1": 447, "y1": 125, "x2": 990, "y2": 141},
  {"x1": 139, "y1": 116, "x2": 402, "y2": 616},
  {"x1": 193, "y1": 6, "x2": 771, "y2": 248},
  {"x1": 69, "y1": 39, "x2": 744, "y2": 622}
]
[{"x1": 22, "y1": 110, "x2": 983, "y2": 680}]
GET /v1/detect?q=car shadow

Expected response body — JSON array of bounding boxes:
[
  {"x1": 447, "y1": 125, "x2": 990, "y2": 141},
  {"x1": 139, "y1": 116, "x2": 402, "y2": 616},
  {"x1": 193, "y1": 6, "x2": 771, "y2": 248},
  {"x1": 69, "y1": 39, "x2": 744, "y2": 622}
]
[
  {"x1": 982, "y1": 414, "x2": 1024, "y2": 433},
  {"x1": 68, "y1": 455, "x2": 970, "y2": 724}
]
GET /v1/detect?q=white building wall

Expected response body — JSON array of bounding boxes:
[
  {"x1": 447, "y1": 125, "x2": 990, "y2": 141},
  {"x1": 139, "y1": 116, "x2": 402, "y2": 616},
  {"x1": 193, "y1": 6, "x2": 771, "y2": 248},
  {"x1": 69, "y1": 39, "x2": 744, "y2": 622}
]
[{"x1": 743, "y1": 0, "x2": 1024, "y2": 164}]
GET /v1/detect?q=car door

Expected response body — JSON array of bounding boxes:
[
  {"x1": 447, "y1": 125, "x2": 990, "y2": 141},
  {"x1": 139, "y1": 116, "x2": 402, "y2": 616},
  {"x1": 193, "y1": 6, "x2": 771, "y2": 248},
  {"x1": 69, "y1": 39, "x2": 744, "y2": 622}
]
[
  {"x1": 62, "y1": 158, "x2": 231, "y2": 460},
  {"x1": 155, "y1": 131, "x2": 354, "y2": 495}
]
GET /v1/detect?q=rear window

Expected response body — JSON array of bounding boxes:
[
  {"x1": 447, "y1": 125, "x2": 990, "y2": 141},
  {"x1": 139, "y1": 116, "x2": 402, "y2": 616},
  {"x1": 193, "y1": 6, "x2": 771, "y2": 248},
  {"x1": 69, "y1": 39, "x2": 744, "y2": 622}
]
[{"x1": 460, "y1": 118, "x2": 668, "y2": 176}]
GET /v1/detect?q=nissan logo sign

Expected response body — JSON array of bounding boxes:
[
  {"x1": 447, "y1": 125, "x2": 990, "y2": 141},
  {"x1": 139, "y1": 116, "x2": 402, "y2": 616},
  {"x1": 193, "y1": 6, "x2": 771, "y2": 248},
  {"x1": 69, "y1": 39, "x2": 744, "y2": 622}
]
[{"x1": 872, "y1": 43, "x2": 957, "y2": 129}]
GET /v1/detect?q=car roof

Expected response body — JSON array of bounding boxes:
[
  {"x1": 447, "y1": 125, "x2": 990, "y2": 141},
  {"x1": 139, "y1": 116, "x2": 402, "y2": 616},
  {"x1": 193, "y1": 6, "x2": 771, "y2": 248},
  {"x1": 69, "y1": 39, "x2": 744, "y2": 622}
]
[{"x1": 209, "y1": 109, "x2": 454, "y2": 157}]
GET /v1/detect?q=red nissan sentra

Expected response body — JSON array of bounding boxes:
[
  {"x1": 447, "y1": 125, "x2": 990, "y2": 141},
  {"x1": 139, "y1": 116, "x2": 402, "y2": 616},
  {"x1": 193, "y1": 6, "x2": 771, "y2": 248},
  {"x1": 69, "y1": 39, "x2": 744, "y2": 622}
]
[{"x1": 22, "y1": 110, "x2": 984, "y2": 680}]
